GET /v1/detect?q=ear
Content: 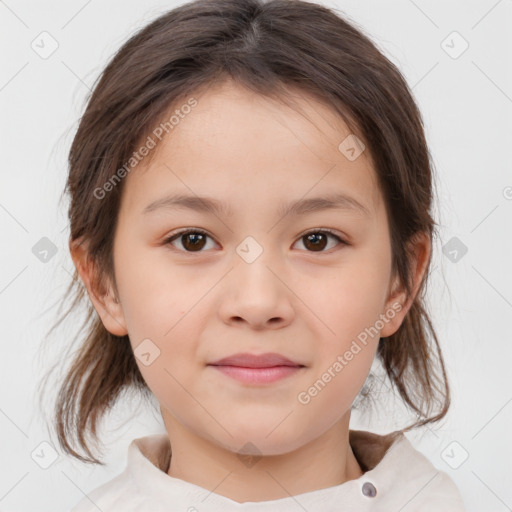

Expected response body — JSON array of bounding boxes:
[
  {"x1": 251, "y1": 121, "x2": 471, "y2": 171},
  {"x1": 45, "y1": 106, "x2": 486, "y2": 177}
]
[
  {"x1": 69, "y1": 238, "x2": 128, "y2": 337},
  {"x1": 380, "y1": 231, "x2": 431, "y2": 338}
]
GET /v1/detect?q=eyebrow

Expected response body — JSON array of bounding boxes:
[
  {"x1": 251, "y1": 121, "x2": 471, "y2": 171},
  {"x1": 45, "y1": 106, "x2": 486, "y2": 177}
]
[{"x1": 142, "y1": 192, "x2": 371, "y2": 218}]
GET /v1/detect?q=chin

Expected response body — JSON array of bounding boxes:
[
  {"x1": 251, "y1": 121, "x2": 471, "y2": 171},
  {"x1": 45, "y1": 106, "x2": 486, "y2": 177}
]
[{"x1": 215, "y1": 425, "x2": 307, "y2": 458}]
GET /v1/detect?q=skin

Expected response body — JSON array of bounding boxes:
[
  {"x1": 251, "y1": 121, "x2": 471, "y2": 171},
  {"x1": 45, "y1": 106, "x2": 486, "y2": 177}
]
[{"x1": 71, "y1": 80, "x2": 430, "y2": 503}]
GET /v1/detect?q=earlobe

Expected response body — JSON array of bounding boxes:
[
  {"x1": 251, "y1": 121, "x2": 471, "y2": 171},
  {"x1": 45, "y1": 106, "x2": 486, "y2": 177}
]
[
  {"x1": 69, "y1": 239, "x2": 128, "y2": 337},
  {"x1": 380, "y1": 274, "x2": 408, "y2": 338},
  {"x1": 380, "y1": 232, "x2": 431, "y2": 338}
]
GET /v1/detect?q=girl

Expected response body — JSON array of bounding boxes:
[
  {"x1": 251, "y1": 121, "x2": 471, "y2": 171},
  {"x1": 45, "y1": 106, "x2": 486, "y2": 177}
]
[{"x1": 42, "y1": 0, "x2": 465, "y2": 510}]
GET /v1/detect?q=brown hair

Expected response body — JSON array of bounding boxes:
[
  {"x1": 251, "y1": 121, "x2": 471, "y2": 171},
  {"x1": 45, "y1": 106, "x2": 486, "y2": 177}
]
[{"x1": 39, "y1": 0, "x2": 451, "y2": 464}]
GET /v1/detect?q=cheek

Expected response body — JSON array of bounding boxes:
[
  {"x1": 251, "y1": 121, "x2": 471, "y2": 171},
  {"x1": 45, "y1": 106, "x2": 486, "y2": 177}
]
[
  {"x1": 114, "y1": 246, "x2": 197, "y2": 336},
  {"x1": 300, "y1": 256, "x2": 388, "y2": 399},
  {"x1": 307, "y1": 263, "x2": 389, "y2": 344},
  {"x1": 113, "y1": 252, "x2": 209, "y2": 400}
]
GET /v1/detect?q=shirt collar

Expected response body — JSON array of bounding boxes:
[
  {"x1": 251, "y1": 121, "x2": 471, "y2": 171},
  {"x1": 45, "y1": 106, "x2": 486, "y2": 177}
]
[{"x1": 125, "y1": 429, "x2": 411, "y2": 510}]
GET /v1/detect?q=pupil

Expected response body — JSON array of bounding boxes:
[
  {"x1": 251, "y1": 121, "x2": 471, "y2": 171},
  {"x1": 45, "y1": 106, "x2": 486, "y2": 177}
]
[
  {"x1": 181, "y1": 233, "x2": 328, "y2": 252},
  {"x1": 305, "y1": 233, "x2": 326, "y2": 251},
  {"x1": 184, "y1": 233, "x2": 205, "y2": 251}
]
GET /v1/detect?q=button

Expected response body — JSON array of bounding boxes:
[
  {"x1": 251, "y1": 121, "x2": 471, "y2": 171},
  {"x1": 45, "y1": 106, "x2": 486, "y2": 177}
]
[{"x1": 362, "y1": 481, "x2": 377, "y2": 497}]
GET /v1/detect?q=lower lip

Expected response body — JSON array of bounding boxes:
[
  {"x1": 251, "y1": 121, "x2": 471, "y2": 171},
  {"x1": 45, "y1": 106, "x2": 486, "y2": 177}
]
[{"x1": 209, "y1": 365, "x2": 303, "y2": 384}]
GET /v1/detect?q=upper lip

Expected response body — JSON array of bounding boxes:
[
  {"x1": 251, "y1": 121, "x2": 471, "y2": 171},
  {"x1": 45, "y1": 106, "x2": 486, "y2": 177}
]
[{"x1": 208, "y1": 352, "x2": 304, "y2": 368}]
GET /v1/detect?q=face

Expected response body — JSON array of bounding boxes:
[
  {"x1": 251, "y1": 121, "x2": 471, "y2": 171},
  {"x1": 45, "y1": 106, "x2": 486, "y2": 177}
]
[{"x1": 81, "y1": 80, "x2": 416, "y2": 457}]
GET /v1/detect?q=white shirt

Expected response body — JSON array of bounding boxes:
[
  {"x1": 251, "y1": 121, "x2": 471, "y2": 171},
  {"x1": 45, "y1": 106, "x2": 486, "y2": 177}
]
[{"x1": 69, "y1": 429, "x2": 465, "y2": 511}]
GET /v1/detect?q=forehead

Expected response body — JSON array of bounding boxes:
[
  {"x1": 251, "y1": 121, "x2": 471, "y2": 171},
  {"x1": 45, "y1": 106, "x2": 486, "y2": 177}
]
[{"x1": 120, "y1": 81, "x2": 382, "y2": 219}]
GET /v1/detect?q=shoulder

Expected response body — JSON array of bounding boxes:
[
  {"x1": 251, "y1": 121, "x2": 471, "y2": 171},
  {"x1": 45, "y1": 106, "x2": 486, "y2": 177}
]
[
  {"x1": 382, "y1": 434, "x2": 465, "y2": 510},
  {"x1": 68, "y1": 434, "x2": 170, "y2": 512},
  {"x1": 67, "y1": 470, "x2": 147, "y2": 512},
  {"x1": 411, "y1": 470, "x2": 466, "y2": 511}
]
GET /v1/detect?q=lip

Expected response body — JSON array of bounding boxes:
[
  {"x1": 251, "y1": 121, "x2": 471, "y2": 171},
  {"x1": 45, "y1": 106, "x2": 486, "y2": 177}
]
[
  {"x1": 208, "y1": 352, "x2": 304, "y2": 368},
  {"x1": 207, "y1": 352, "x2": 305, "y2": 385},
  {"x1": 210, "y1": 365, "x2": 304, "y2": 384}
]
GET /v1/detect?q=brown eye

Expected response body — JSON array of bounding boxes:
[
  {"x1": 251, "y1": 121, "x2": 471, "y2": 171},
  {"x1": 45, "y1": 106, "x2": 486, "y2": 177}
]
[
  {"x1": 165, "y1": 229, "x2": 215, "y2": 252},
  {"x1": 294, "y1": 230, "x2": 346, "y2": 252},
  {"x1": 164, "y1": 228, "x2": 347, "y2": 254}
]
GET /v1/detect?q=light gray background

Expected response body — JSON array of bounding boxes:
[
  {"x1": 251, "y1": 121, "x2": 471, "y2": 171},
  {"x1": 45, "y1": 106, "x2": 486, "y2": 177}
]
[{"x1": 0, "y1": 0, "x2": 511, "y2": 511}]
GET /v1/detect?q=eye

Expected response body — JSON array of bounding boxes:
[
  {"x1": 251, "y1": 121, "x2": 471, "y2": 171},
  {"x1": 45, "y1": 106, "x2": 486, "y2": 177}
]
[
  {"x1": 164, "y1": 228, "x2": 217, "y2": 252},
  {"x1": 164, "y1": 228, "x2": 348, "y2": 254},
  {"x1": 293, "y1": 229, "x2": 347, "y2": 252}
]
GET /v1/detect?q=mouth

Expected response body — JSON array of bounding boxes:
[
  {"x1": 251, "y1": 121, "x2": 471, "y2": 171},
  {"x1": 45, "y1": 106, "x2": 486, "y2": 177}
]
[
  {"x1": 208, "y1": 364, "x2": 305, "y2": 385},
  {"x1": 207, "y1": 352, "x2": 306, "y2": 385},
  {"x1": 208, "y1": 352, "x2": 305, "y2": 368}
]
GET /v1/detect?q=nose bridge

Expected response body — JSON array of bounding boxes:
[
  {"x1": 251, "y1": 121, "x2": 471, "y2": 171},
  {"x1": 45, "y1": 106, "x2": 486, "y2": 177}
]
[
  {"x1": 219, "y1": 239, "x2": 294, "y2": 329},
  {"x1": 233, "y1": 233, "x2": 279, "y2": 285},
  {"x1": 225, "y1": 230, "x2": 294, "y2": 309}
]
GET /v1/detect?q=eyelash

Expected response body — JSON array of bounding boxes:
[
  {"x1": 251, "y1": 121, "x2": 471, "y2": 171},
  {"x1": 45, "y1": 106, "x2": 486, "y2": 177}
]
[{"x1": 163, "y1": 228, "x2": 348, "y2": 254}]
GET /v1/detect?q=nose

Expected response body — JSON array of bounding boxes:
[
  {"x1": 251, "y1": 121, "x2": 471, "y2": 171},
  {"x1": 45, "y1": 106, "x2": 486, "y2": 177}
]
[{"x1": 217, "y1": 254, "x2": 295, "y2": 330}]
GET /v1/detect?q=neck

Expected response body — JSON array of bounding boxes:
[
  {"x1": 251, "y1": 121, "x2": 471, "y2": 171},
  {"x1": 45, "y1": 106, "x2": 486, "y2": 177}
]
[{"x1": 163, "y1": 410, "x2": 364, "y2": 503}]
